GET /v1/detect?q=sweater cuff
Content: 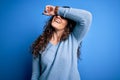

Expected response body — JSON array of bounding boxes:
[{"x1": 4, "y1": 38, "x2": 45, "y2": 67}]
[{"x1": 57, "y1": 7, "x2": 70, "y2": 17}]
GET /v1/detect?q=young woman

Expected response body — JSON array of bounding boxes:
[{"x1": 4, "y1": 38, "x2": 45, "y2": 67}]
[{"x1": 31, "y1": 5, "x2": 92, "y2": 80}]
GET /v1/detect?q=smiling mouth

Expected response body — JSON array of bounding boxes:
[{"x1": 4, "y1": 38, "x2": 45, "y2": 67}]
[{"x1": 54, "y1": 17, "x2": 62, "y2": 24}]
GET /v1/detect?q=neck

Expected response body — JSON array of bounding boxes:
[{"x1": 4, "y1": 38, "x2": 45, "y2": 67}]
[{"x1": 52, "y1": 29, "x2": 64, "y2": 41}]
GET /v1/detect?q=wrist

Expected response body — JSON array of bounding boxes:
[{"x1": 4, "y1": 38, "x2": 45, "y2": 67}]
[{"x1": 54, "y1": 6, "x2": 59, "y2": 15}]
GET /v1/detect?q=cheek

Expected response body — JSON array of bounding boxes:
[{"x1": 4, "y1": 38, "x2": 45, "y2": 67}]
[{"x1": 62, "y1": 20, "x2": 68, "y2": 28}]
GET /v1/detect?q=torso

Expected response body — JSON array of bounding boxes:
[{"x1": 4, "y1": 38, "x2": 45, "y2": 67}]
[{"x1": 40, "y1": 33, "x2": 80, "y2": 80}]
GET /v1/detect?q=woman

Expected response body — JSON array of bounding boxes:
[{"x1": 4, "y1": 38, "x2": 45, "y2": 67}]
[{"x1": 31, "y1": 5, "x2": 92, "y2": 80}]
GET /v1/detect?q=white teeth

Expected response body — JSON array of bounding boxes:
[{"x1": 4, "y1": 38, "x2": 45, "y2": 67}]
[
  {"x1": 54, "y1": 18, "x2": 61, "y2": 24},
  {"x1": 55, "y1": 19, "x2": 60, "y2": 23}
]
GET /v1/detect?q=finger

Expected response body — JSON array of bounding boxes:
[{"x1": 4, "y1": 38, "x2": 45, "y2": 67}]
[
  {"x1": 45, "y1": 5, "x2": 53, "y2": 12},
  {"x1": 44, "y1": 9, "x2": 48, "y2": 13},
  {"x1": 49, "y1": 7, "x2": 53, "y2": 12},
  {"x1": 46, "y1": 6, "x2": 51, "y2": 13},
  {"x1": 42, "y1": 12, "x2": 49, "y2": 16}
]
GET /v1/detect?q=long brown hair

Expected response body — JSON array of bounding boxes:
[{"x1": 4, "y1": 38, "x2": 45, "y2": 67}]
[
  {"x1": 31, "y1": 15, "x2": 82, "y2": 59},
  {"x1": 31, "y1": 5, "x2": 83, "y2": 59}
]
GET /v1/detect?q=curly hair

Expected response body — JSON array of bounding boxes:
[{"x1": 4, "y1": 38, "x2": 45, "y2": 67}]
[{"x1": 31, "y1": 15, "x2": 82, "y2": 59}]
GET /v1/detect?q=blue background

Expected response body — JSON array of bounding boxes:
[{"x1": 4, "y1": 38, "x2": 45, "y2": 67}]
[{"x1": 0, "y1": 0, "x2": 120, "y2": 80}]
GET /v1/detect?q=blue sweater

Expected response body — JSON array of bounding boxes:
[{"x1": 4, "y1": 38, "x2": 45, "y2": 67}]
[{"x1": 31, "y1": 7, "x2": 92, "y2": 80}]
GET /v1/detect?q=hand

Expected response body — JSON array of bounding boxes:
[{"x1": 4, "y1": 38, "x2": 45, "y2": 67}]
[{"x1": 43, "y1": 5, "x2": 56, "y2": 16}]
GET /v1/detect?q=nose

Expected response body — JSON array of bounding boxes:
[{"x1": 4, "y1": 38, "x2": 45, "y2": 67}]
[
  {"x1": 56, "y1": 15, "x2": 65, "y2": 19},
  {"x1": 56, "y1": 15, "x2": 62, "y2": 19}
]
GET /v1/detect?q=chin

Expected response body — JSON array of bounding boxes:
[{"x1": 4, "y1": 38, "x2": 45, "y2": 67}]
[{"x1": 51, "y1": 22, "x2": 60, "y2": 30}]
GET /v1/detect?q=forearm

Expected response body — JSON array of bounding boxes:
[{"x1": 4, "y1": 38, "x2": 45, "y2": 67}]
[
  {"x1": 57, "y1": 7, "x2": 92, "y2": 43},
  {"x1": 58, "y1": 7, "x2": 92, "y2": 24}
]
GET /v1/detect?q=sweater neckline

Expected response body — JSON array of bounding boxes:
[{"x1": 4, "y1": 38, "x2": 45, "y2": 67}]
[{"x1": 49, "y1": 41, "x2": 60, "y2": 46}]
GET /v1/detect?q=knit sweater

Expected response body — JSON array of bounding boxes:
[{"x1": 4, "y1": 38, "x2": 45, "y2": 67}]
[{"x1": 31, "y1": 7, "x2": 92, "y2": 80}]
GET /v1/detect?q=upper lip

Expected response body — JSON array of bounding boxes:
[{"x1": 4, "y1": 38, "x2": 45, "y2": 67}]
[{"x1": 54, "y1": 16, "x2": 62, "y2": 24}]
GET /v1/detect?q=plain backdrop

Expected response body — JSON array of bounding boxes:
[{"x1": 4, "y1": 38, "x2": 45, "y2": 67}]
[{"x1": 0, "y1": 0, "x2": 120, "y2": 80}]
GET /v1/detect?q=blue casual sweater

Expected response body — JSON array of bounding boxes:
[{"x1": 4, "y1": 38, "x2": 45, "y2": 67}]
[{"x1": 31, "y1": 7, "x2": 92, "y2": 80}]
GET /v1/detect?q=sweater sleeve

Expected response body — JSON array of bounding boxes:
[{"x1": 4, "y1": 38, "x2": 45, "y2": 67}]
[
  {"x1": 31, "y1": 55, "x2": 40, "y2": 80},
  {"x1": 58, "y1": 7, "x2": 92, "y2": 44}
]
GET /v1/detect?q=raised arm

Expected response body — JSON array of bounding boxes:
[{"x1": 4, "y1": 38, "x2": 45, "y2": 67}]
[
  {"x1": 43, "y1": 5, "x2": 92, "y2": 44},
  {"x1": 58, "y1": 7, "x2": 92, "y2": 44},
  {"x1": 31, "y1": 56, "x2": 40, "y2": 80}
]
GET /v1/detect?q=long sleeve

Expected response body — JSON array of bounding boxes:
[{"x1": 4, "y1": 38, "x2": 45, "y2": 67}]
[
  {"x1": 31, "y1": 55, "x2": 40, "y2": 80},
  {"x1": 58, "y1": 7, "x2": 92, "y2": 44}
]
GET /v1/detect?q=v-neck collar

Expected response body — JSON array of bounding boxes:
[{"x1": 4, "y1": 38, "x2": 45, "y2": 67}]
[{"x1": 49, "y1": 41, "x2": 60, "y2": 46}]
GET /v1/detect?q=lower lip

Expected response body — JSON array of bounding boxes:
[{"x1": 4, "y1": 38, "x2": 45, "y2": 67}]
[{"x1": 54, "y1": 18, "x2": 61, "y2": 23}]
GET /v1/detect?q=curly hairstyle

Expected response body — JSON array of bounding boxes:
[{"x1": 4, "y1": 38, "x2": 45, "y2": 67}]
[{"x1": 31, "y1": 7, "x2": 82, "y2": 59}]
